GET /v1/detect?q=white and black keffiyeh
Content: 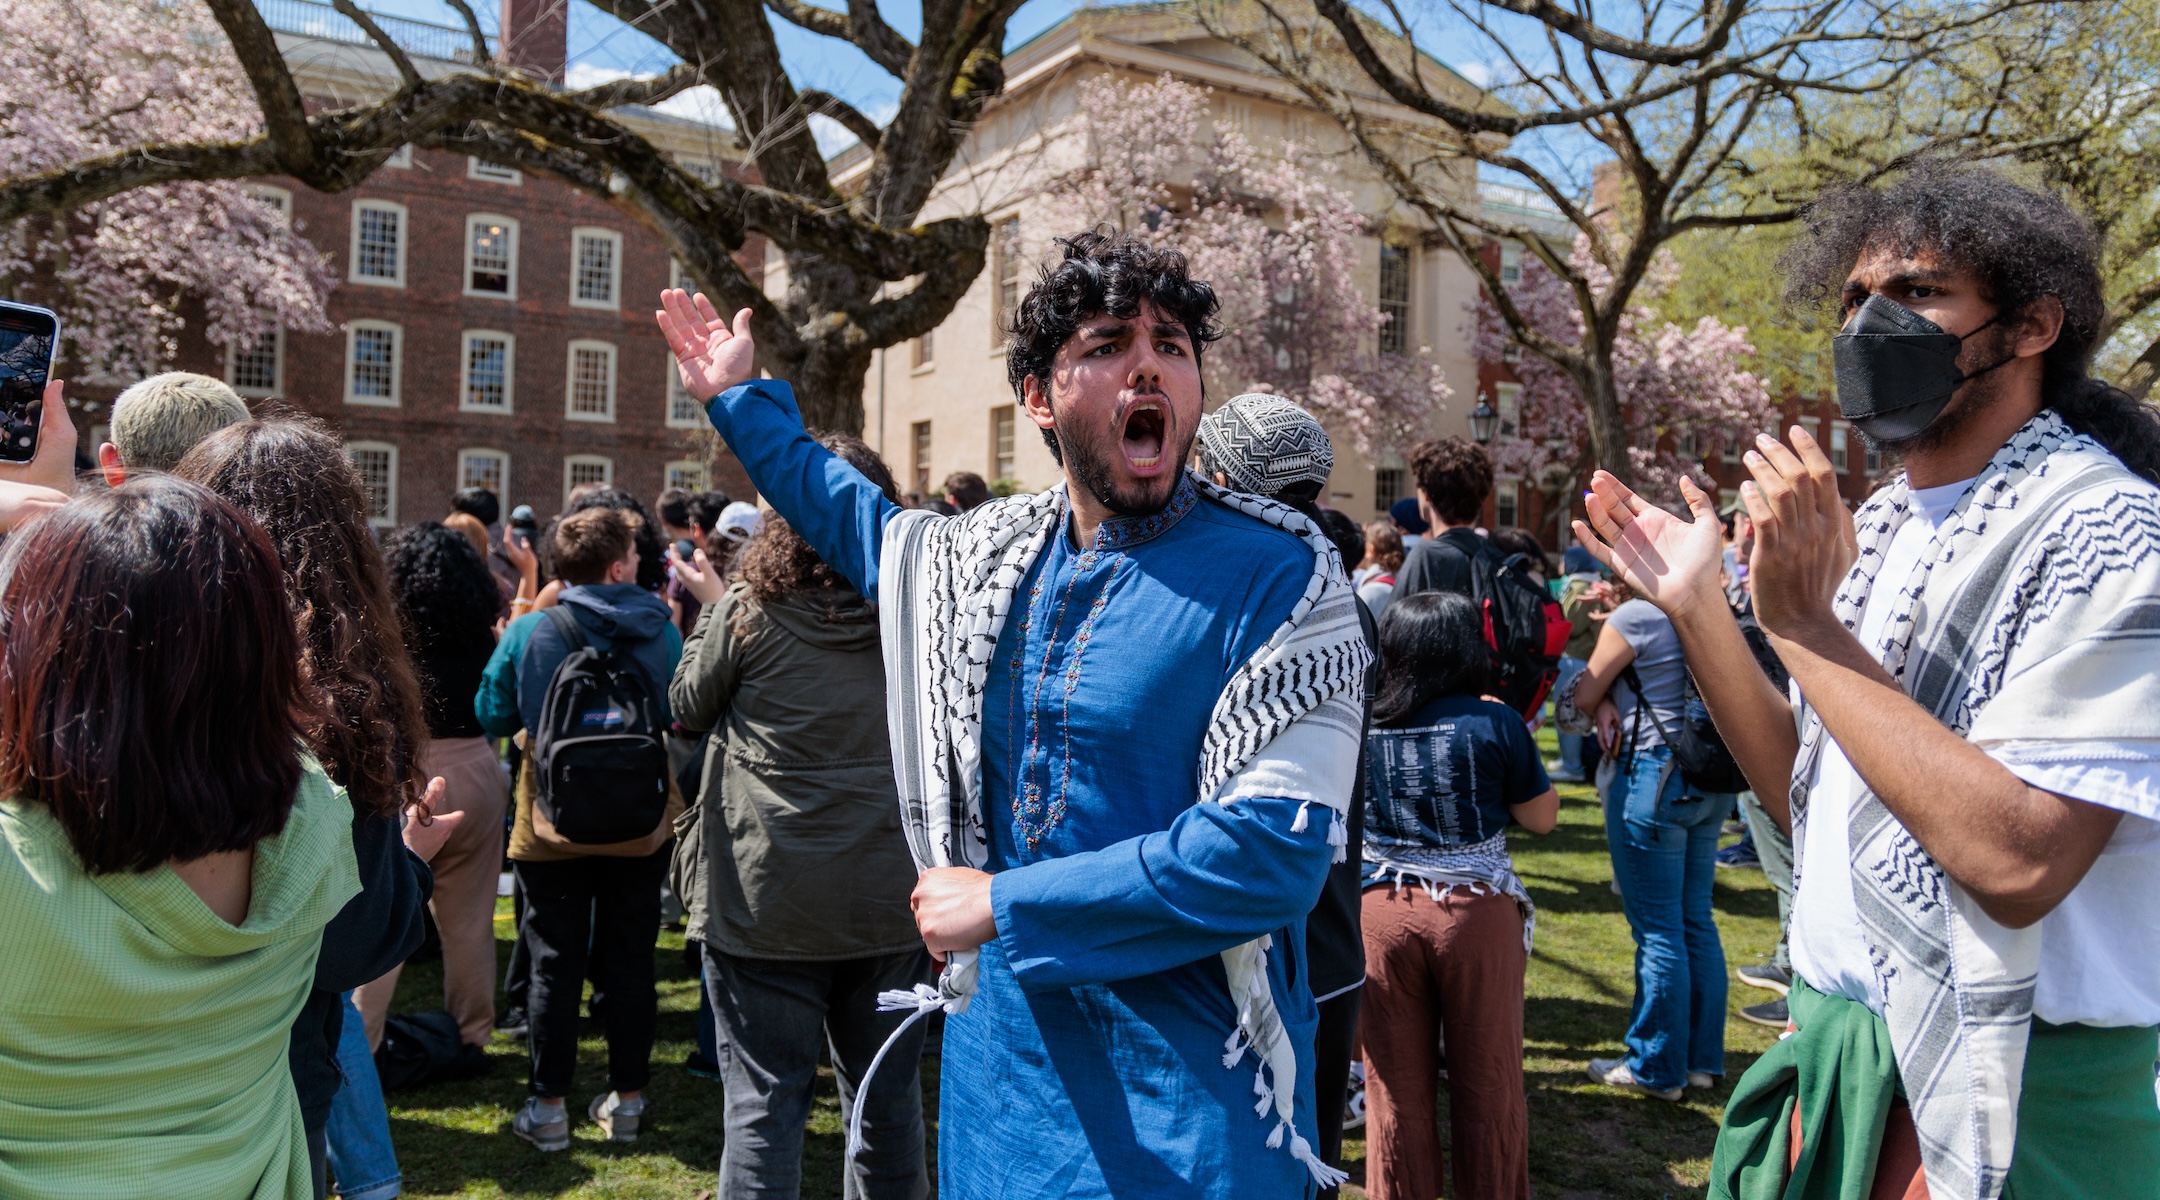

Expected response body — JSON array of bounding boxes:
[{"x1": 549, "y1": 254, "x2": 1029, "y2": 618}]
[
  {"x1": 1789, "y1": 409, "x2": 2160, "y2": 1200},
  {"x1": 870, "y1": 476, "x2": 1371, "y2": 1186}
]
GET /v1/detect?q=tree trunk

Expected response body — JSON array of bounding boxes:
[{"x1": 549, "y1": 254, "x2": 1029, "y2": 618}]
[
  {"x1": 780, "y1": 337, "x2": 877, "y2": 435},
  {"x1": 1580, "y1": 354, "x2": 1634, "y2": 489},
  {"x1": 2119, "y1": 332, "x2": 2160, "y2": 401}
]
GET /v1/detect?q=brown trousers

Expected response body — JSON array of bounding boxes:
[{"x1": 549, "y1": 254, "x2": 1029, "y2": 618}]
[
  {"x1": 355, "y1": 735, "x2": 509, "y2": 1047},
  {"x1": 1360, "y1": 884, "x2": 1531, "y2": 1200}
]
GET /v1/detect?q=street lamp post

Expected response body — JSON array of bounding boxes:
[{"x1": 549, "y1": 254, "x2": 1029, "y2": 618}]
[{"x1": 1469, "y1": 397, "x2": 1499, "y2": 445}]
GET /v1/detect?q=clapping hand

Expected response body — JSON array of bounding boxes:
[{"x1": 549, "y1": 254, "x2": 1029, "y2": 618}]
[
  {"x1": 1733, "y1": 428, "x2": 1857, "y2": 639},
  {"x1": 401, "y1": 777, "x2": 464, "y2": 864},
  {"x1": 655, "y1": 290, "x2": 757, "y2": 402},
  {"x1": 1571, "y1": 472, "x2": 1724, "y2": 622}
]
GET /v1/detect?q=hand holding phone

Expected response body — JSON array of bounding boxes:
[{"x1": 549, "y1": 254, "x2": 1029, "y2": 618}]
[{"x1": 0, "y1": 302, "x2": 60, "y2": 468}]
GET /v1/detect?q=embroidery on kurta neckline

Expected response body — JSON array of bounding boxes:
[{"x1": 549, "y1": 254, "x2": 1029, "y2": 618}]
[
  {"x1": 1089, "y1": 473, "x2": 1199, "y2": 550},
  {"x1": 1009, "y1": 548, "x2": 1123, "y2": 851}
]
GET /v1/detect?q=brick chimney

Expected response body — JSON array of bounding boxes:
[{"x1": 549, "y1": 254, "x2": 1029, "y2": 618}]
[{"x1": 499, "y1": 0, "x2": 567, "y2": 84}]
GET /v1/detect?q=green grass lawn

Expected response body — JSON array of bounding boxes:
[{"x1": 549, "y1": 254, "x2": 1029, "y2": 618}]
[{"x1": 379, "y1": 751, "x2": 1782, "y2": 1198}]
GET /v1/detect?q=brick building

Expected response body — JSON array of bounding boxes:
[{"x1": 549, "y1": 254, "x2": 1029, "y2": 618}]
[{"x1": 83, "y1": 0, "x2": 757, "y2": 526}]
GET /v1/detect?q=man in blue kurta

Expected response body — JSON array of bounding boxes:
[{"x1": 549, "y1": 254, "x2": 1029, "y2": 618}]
[{"x1": 655, "y1": 232, "x2": 1370, "y2": 1198}]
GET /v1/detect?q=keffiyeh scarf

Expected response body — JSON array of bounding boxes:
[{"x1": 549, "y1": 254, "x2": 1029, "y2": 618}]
[
  {"x1": 1789, "y1": 409, "x2": 2160, "y2": 1200},
  {"x1": 871, "y1": 476, "x2": 1371, "y2": 1185},
  {"x1": 1364, "y1": 833, "x2": 1537, "y2": 951}
]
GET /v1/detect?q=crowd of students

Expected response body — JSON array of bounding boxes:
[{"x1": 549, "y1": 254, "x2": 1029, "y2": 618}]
[{"x1": 1, "y1": 164, "x2": 2156, "y2": 1200}]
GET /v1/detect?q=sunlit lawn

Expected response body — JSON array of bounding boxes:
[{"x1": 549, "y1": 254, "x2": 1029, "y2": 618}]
[{"x1": 380, "y1": 731, "x2": 1780, "y2": 1198}]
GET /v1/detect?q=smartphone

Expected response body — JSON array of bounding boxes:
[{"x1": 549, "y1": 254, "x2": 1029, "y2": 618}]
[
  {"x1": 0, "y1": 301, "x2": 60, "y2": 465},
  {"x1": 674, "y1": 538, "x2": 697, "y2": 561}
]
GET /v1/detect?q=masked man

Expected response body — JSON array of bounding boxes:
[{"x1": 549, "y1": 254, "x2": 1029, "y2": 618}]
[
  {"x1": 656, "y1": 232, "x2": 1369, "y2": 1198},
  {"x1": 1575, "y1": 167, "x2": 2160, "y2": 1199}
]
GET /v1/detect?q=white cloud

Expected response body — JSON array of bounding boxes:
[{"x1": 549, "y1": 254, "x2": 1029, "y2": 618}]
[
  {"x1": 1456, "y1": 61, "x2": 1493, "y2": 87},
  {"x1": 807, "y1": 99, "x2": 899, "y2": 156},
  {"x1": 563, "y1": 62, "x2": 734, "y2": 130}
]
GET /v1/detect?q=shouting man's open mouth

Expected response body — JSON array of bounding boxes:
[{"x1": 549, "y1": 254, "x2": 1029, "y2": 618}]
[{"x1": 1121, "y1": 401, "x2": 1168, "y2": 476}]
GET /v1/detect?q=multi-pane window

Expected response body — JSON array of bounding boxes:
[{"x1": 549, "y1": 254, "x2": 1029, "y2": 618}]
[
  {"x1": 1495, "y1": 381, "x2": 1522, "y2": 439},
  {"x1": 468, "y1": 157, "x2": 521, "y2": 184},
  {"x1": 565, "y1": 455, "x2": 613, "y2": 503},
  {"x1": 1831, "y1": 422, "x2": 1851, "y2": 473},
  {"x1": 346, "y1": 442, "x2": 397, "y2": 527},
  {"x1": 995, "y1": 217, "x2": 1022, "y2": 347},
  {"x1": 352, "y1": 201, "x2": 404, "y2": 285},
  {"x1": 991, "y1": 405, "x2": 1015, "y2": 481},
  {"x1": 384, "y1": 144, "x2": 412, "y2": 168},
  {"x1": 913, "y1": 331, "x2": 934, "y2": 368},
  {"x1": 1495, "y1": 479, "x2": 1520, "y2": 529},
  {"x1": 667, "y1": 361, "x2": 704, "y2": 428},
  {"x1": 567, "y1": 341, "x2": 617, "y2": 421},
  {"x1": 1378, "y1": 244, "x2": 1410, "y2": 355},
  {"x1": 572, "y1": 229, "x2": 621, "y2": 308},
  {"x1": 247, "y1": 186, "x2": 291, "y2": 225},
  {"x1": 346, "y1": 321, "x2": 400, "y2": 404},
  {"x1": 1499, "y1": 241, "x2": 1523, "y2": 285},
  {"x1": 229, "y1": 327, "x2": 280, "y2": 395},
  {"x1": 911, "y1": 420, "x2": 932, "y2": 495},
  {"x1": 459, "y1": 449, "x2": 508, "y2": 498},
  {"x1": 665, "y1": 461, "x2": 708, "y2": 491},
  {"x1": 461, "y1": 332, "x2": 513, "y2": 412},
  {"x1": 1865, "y1": 443, "x2": 1883, "y2": 474},
  {"x1": 466, "y1": 216, "x2": 517, "y2": 297},
  {"x1": 1374, "y1": 467, "x2": 1405, "y2": 512}
]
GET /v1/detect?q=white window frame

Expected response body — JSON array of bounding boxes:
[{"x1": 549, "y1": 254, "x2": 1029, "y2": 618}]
[
  {"x1": 571, "y1": 227, "x2": 624, "y2": 310},
  {"x1": 226, "y1": 325, "x2": 283, "y2": 397},
  {"x1": 459, "y1": 330, "x2": 516, "y2": 414},
  {"x1": 1499, "y1": 240, "x2": 1524, "y2": 285},
  {"x1": 464, "y1": 214, "x2": 519, "y2": 300},
  {"x1": 458, "y1": 448, "x2": 510, "y2": 500},
  {"x1": 1494, "y1": 476, "x2": 1521, "y2": 528},
  {"x1": 663, "y1": 460, "x2": 708, "y2": 492},
  {"x1": 565, "y1": 340, "x2": 618, "y2": 422},
  {"x1": 349, "y1": 199, "x2": 407, "y2": 287},
  {"x1": 246, "y1": 185, "x2": 292, "y2": 226},
  {"x1": 1831, "y1": 420, "x2": 1851, "y2": 474},
  {"x1": 344, "y1": 320, "x2": 401, "y2": 406},
  {"x1": 384, "y1": 144, "x2": 412, "y2": 168},
  {"x1": 345, "y1": 440, "x2": 399, "y2": 528},
  {"x1": 1494, "y1": 381, "x2": 1523, "y2": 440},
  {"x1": 563, "y1": 454, "x2": 614, "y2": 504},
  {"x1": 467, "y1": 156, "x2": 521, "y2": 185},
  {"x1": 666, "y1": 357, "x2": 706, "y2": 428}
]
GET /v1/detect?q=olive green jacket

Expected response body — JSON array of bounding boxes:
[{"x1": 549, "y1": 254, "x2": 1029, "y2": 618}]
[{"x1": 669, "y1": 584, "x2": 919, "y2": 960}]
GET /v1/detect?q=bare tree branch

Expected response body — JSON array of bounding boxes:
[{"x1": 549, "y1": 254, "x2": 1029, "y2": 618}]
[
  {"x1": 443, "y1": 0, "x2": 496, "y2": 69},
  {"x1": 800, "y1": 89, "x2": 883, "y2": 150},
  {"x1": 328, "y1": 0, "x2": 423, "y2": 89}
]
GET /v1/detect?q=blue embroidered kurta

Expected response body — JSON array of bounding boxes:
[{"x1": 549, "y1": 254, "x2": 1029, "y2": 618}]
[{"x1": 708, "y1": 380, "x2": 1335, "y2": 1198}]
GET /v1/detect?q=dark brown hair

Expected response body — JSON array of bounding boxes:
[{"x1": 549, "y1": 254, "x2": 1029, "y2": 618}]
[
  {"x1": 175, "y1": 418, "x2": 427, "y2": 818},
  {"x1": 0, "y1": 477, "x2": 314, "y2": 873},
  {"x1": 552, "y1": 507, "x2": 634, "y2": 586},
  {"x1": 1408, "y1": 435, "x2": 1493, "y2": 526},
  {"x1": 736, "y1": 433, "x2": 899, "y2": 620},
  {"x1": 1362, "y1": 519, "x2": 1404, "y2": 571}
]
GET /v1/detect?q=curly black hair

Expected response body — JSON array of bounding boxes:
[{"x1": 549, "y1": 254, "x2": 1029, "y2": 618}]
[
  {"x1": 384, "y1": 522, "x2": 501, "y2": 658},
  {"x1": 1005, "y1": 231, "x2": 1223, "y2": 464},
  {"x1": 1781, "y1": 164, "x2": 2160, "y2": 483},
  {"x1": 561, "y1": 485, "x2": 668, "y2": 591}
]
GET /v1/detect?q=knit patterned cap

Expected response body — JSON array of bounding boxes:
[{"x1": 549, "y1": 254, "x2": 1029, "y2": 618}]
[{"x1": 1195, "y1": 393, "x2": 1334, "y2": 498}]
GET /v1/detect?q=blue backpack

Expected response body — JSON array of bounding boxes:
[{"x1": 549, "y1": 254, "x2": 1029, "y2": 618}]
[{"x1": 531, "y1": 606, "x2": 670, "y2": 843}]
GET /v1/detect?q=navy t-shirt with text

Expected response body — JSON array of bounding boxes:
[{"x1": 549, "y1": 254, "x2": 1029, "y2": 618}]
[{"x1": 1362, "y1": 693, "x2": 1550, "y2": 859}]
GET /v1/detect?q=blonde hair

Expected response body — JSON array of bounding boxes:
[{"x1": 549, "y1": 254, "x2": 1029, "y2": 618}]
[
  {"x1": 109, "y1": 373, "x2": 251, "y2": 471},
  {"x1": 442, "y1": 512, "x2": 491, "y2": 562}
]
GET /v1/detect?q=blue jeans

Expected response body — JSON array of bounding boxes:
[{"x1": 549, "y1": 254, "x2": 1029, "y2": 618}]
[
  {"x1": 1554, "y1": 655, "x2": 1590, "y2": 774},
  {"x1": 1603, "y1": 744, "x2": 1729, "y2": 1091},
  {"x1": 325, "y1": 991, "x2": 401, "y2": 1200}
]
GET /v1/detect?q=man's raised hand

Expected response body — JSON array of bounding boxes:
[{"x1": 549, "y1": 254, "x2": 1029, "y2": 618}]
[
  {"x1": 655, "y1": 289, "x2": 756, "y2": 402},
  {"x1": 1737, "y1": 426, "x2": 1857, "y2": 639},
  {"x1": 1570, "y1": 471, "x2": 1725, "y2": 621}
]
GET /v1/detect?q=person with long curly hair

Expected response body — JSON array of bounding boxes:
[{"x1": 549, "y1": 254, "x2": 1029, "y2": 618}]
[
  {"x1": 175, "y1": 419, "x2": 454, "y2": 1198},
  {"x1": 669, "y1": 434, "x2": 932, "y2": 1199},
  {"x1": 352, "y1": 522, "x2": 514, "y2": 1053}
]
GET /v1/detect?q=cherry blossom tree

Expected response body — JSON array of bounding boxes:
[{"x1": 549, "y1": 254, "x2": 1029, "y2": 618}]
[
  {"x1": 1045, "y1": 74, "x2": 1449, "y2": 455},
  {"x1": 1476, "y1": 239, "x2": 1774, "y2": 527},
  {"x1": 0, "y1": 0, "x2": 335, "y2": 391}
]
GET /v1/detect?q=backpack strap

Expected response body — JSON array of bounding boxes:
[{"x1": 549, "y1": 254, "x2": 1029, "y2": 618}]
[{"x1": 543, "y1": 604, "x2": 588, "y2": 653}]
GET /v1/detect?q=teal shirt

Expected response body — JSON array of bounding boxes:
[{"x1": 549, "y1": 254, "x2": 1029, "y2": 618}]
[{"x1": 477, "y1": 584, "x2": 684, "y2": 737}]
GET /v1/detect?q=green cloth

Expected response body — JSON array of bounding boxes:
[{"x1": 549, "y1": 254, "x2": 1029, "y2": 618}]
[
  {"x1": 1712, "y1": 978, "x2": 2160, "y2": 1200},
  {"x1": 0, "y1": 762, "x2": 360, "y2": 1200}
]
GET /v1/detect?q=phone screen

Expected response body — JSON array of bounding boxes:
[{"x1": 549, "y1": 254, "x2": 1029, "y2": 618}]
[{"x1": 0, "y1": 304, "x2": 58, "y2": 465}]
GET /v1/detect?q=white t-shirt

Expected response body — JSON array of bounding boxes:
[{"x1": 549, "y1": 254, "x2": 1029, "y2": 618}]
[{"x1": 1789, "y1": 477, "x2": 2160, "y2": 1028}]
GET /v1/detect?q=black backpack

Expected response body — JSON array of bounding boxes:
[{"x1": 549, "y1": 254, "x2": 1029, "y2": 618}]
[
  {"x1": 531, "y1": 606, "x2": 670, "y2": 844},
  {"x1": 1623, "y1": 606, "x2": 1788, "y2": 794},
  {"x1": 1467, "y1": 544, "x2": 1573, "y2": 720}
]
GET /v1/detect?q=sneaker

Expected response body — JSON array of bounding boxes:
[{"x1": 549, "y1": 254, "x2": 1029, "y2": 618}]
[
  {"x1": 1740, "y1": 998, "x2": 1790, "y2": 1029},
  {"x1": 588, "y1": 1091, "x2": 646, "y2": 1144},
  {"x1": 684, "y1": 1053, "x2": 722, "y2": 1082},
  {"x1": 1688, "y1": 1071, "x2": 1717, "y2": 1090},
  {"x1": 1722, "y1": 819, "x2": 1746, "y2": 836},
  {"x1": 1587, "y1": 1057, "x2": 1682, "y2": 1102},
  {"x1": 1716, "y1": 842, "x2": 1762, "y2": 870},
  {"x1": 1547, "y1": 764, "x2": 1587, "y2": 784},
  {"x1": 1342, "y1": 1061, "x2": 1367, "y2": 1131},
  {"x1": 511, "y1": 1097, "x2": 569, "y2": 1152},
  {"x1": 1737, "y1": 964, "x2": 1791, "y2": 995},
  {"x1": 495, "y1": 1006, "x2": 529, "y2": 1039}
]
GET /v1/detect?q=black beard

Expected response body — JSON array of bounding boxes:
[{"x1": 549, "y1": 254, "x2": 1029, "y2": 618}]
[
  {"x1": 1862, "y1": 324, "x2": 2017, "y2": 459},
  {"x1": 1052, "y1": 401, "x2": 1194, "y2": 517}
]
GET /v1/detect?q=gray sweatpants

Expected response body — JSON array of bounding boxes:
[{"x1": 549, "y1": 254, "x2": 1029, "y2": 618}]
[{"x1": 1737, "y1": 790, "x2": 1795, "y2": 971}]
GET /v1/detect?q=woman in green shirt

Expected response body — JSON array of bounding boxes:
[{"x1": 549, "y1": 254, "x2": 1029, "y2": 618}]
[{"x1": 0, "y1": 477, "x2": 360, "y2": 1200}]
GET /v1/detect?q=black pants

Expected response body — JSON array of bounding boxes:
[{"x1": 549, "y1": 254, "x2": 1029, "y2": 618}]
[
  {"x1": 1312, "y1": 987, "x2": 1363, "y2": 1200},
  {"x1": 515, "y1": 846, "x2": 670, "y2": 1098}
]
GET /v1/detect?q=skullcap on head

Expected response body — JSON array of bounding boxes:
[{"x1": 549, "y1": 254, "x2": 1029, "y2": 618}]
[{"x1": 1194, "y1": 393, "x2": 1334, "y2": 499}]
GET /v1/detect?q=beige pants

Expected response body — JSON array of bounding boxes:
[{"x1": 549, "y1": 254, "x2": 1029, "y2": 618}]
[{"x1": 354, "y1": 736, "x2": 509, "y2": 1048}]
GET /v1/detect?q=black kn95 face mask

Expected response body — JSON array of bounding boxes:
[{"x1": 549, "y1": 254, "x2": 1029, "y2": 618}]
[{"x1": 1832, "y1": 293, "x2": 2012, "y2": 443}]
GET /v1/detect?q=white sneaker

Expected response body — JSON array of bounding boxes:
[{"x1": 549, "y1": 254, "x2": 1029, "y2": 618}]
[
  {"x1": 1688, "y1": 1071, "x2": 1717, "y2": 1090},
  {"x1": 1342, "y1": 1061, "x2": 1367, "y2": 1131},
  {"x1": 1587, "y1": 1057, "x2": 1683, "y2": 1102},
  {"x1": 588, "y1": 1091, "x2": 646, "y2": 1144}
]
